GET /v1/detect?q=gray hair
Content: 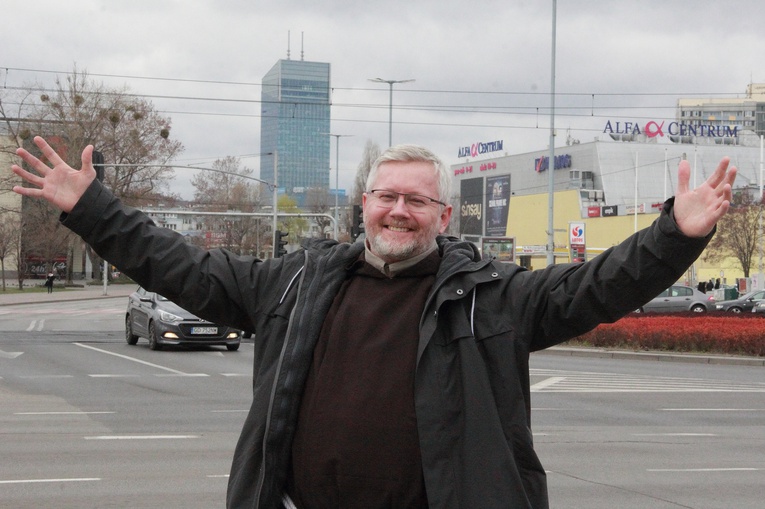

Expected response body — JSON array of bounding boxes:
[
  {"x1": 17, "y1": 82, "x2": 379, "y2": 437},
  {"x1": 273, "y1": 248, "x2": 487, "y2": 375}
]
[{"x1": 365, "y1": 144, "x2": 452, "y2": 204}]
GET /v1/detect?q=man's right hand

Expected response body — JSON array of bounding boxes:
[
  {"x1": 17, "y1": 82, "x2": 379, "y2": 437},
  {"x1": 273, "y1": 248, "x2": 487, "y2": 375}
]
[{"x1": 11, "y1": 136, "x2": 96, "y2": 214}]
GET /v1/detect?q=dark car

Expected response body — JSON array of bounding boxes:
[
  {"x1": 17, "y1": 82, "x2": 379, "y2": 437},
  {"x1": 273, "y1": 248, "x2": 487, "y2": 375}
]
[
  {"x1": 125, "y1": 287, "x2": 241, "y2": 351},
  {"x1": 714, "y1": 289, "x2": 765, "y2": 313},
  {"x1": 634, "y1": 284, "x2": 714, "y2": 313}
]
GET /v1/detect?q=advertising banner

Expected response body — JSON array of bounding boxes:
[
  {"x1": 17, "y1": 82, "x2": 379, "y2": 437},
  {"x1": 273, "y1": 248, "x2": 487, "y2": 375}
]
[
  {"x1": 460, "y1": 177, "x2": 484, "y2": 235},
  {"x1": 482, "y1": 237, "x2": 516, "y2": 263},
  {"x1": 485, "y1": 175, "x2": 511, "y2": 236}
]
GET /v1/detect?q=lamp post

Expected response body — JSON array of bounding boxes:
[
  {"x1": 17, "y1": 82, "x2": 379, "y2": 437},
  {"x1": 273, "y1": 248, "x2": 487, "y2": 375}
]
[
  {"x1": 368, "y1": 77, "x2": 415, "y2": 147},
  {"x1": 323, "y1": 133, "x2": 353, "y2": 240}
]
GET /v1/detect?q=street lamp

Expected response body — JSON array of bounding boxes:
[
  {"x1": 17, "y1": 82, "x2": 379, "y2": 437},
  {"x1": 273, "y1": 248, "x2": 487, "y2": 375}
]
[
  {"x1": 323, "y1": 133, "x2": 353, "y2": 240},
  {"x1": 368, "y1": 77, "x2": 415, "y2": 147}
]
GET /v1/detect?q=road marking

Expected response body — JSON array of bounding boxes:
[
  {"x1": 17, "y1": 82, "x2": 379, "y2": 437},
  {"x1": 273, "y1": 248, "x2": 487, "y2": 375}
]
[
  {"x1": 633, "y1": 433, "x2": 718, "y2": 437},
  {"x1": 0, "y1": 348, "x2": 24, "y2": 359},
  {"x1": 661, "y1": 408, "x2": 765, "y2": 412},
  {"x1": 647, "y1": 468, "x2": 760, "y2": 472},
  {"x1": 26, "y1": 319, "x2": 44, "y2": 331},
  {"x1": 211, "y1": 409, "x2": 248, "y2": 413},
  {"x1": 531, "y1": 368, "x2": 765, "y2": 393},
  {"x1": 13, "y1": 412, "x2": 117, "y2": 415},
  {"x1": 221, "y1": 373, "x2": 250, "y2": 377},
  {"x1": 74, "y1": 342, "x2": 189, "y2": 375},
  {"x1": 88, "y1": 374, "x2": 140, "y2": 378},
  {"x1": 0, "y1": 478, "x2": 101, "y2": 484},
  {"x1": 155, "y1": 373, "x2": 209, "y2": 377},
  {"x1": 207, "y1": 474, "x2": 230, "y2": 478},
  {"x1": 84, "y1": 435, "x2": 199, "y2": 440},
  {"x1": 531, "y1": 376, "x2": 566, "y2": 391},
  {"x1": 19, "y1": 375, "x2": 73, "y2": 379}
]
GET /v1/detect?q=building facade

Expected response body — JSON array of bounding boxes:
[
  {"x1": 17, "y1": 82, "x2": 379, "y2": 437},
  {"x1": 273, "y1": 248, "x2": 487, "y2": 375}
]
[
  {"x1": 450, "y1": 136, "x2": 764, "y2": 286},
  {"x1": 677, "y1": 82, "x2": 765, "y2": 140},
  {"x1": 260, "y1": 59, "x2": 331, "y2": 207}
]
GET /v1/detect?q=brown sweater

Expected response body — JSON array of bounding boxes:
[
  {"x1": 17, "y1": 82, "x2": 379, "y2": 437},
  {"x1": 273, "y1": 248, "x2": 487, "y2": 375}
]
[{"x1": 287, "y1": 251, "x2": 440, "y2": 509}]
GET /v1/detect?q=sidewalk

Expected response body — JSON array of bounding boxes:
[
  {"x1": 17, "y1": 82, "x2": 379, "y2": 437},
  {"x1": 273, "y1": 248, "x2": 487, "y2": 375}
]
[{"x1": 0, "y1": 282, "x2": 138, "y2": 307}]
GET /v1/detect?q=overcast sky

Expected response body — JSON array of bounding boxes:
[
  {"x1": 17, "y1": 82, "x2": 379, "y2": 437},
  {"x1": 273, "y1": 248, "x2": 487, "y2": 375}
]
[{"x1": 3, "y1": 0, "x2": 764, "y2": 199}]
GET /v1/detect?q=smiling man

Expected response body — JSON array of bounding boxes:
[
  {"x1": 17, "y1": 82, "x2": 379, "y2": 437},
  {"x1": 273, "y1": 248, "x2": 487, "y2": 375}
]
[{"x1": 11, "y1": 138, "x2": 734, "y2": 508}]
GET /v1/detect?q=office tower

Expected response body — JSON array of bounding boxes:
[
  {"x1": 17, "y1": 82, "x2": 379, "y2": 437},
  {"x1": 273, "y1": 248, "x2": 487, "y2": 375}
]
[{"x1": 260, "y1": 59, "x2": 331, "y2": 206}]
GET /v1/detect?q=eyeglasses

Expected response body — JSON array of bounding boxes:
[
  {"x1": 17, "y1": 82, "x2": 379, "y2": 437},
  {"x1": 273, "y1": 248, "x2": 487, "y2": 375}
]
[{"x1": 367, "y1": 189, "x2": 447, "y2": 210}]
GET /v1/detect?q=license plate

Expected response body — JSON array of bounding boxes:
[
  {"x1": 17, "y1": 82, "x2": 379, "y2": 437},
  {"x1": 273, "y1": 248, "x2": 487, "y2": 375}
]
[{"x1": 190, "y1": 326, "x2": 218, "y2": 335}]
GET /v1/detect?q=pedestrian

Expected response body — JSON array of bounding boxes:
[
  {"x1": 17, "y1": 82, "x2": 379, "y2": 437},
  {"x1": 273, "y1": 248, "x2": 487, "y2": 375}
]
[
  {"x1": 44, "y1": 272, "x2": 55, "y2": 293},
  {"x1": 11, "y1": 136, "x2": 736, "y2": 509}
]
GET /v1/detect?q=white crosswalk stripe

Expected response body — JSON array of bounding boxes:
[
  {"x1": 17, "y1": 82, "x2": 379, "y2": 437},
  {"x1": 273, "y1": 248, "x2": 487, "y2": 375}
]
[{"x1": 530, "y1": 368, "x2": 765, "y2": 393}]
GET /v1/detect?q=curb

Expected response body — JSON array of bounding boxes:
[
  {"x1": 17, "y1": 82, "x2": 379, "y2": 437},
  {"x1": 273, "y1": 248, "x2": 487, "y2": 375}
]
[{"x1": 537, "y1": 345, "x2": 765, "y2": 367}]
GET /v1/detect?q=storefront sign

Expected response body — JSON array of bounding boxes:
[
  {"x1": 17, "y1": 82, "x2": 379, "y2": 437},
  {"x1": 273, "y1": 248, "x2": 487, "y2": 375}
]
[
  {"x1": 534, "y1": 154, "x2": 572, "y2": 172},
  {"x1": 458, "y1": 139, "x2": 504, "y2": 158},
  {"x1": 603, "y1": 120, "x2": 739, "y2": 138}
]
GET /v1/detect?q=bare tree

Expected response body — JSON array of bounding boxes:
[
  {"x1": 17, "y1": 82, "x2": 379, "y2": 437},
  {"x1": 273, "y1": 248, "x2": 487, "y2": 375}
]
[
  {"x1": 191, "y1": 156, "x2": 265, "y2": 255},
  {"x1": 0, "y1": 212, "x2": 20, "y2": 291},
  {"x1": 305, "y1": 186, "x2": 332, "y2": 238},
  {"x1": 703, "y1": 188, "x2": 762, "y2": 278},
  {"x1": 352, "y1": 140, "x2": 381, "y2": 204},
  {"x1": 1, "y1": 66, "x2": 184, "y2": 280}
]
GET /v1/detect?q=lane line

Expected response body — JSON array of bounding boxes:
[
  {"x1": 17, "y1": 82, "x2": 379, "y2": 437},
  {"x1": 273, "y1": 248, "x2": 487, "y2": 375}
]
[
  {"x1": 74, "y1": 342, "x2": 188, "y2": 375},
  {"x1": 648, "y1": 468, "x2": 760, "y2": 472},
  {"x1": 13, "y1": 411, "x2": 117, "y2": 415},
  {"x1": 661, "y1": 408, "x2": 765, "y2": 412},
  {"x1": 633, "y1": 433, "x2": 717, "y2": 437},
  {"x1": 0, "y1": 477, "x2": 100, "y2": 484},
  {"x1": 84, "y1": 435, "x2": 199, "y2": 440},
  {"x1": 88, "y1": 374, "x2": 140, "y2": 378}
]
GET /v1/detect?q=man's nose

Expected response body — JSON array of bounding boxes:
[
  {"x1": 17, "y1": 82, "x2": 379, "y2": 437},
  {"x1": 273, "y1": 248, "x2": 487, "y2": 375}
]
[{"x1": 389, "y1": 194, "x2": 411, "y2": 214}]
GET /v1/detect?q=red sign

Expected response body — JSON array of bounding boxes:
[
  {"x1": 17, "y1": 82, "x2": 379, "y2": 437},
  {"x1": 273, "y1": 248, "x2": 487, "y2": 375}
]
[{"x1": 587, "y1": 206, "x2": 601, "y2": 217}]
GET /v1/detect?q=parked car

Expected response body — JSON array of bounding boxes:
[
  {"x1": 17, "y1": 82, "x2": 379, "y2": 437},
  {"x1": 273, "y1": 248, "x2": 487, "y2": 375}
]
[
  {"x1": 714, "y1": 289, "x2": 765, "y2": 313},
  {"x1": 634, "y1": 285, "x2": 714, "y2": 313},
  {"x1": 125, "y1": 287, "x2": 241, "y2": 351}
]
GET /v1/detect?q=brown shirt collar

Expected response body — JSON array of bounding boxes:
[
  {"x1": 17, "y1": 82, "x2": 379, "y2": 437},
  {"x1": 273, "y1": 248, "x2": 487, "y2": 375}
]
[{"x1": 364, "y1": 241, "x2": 438, "y2": 278}]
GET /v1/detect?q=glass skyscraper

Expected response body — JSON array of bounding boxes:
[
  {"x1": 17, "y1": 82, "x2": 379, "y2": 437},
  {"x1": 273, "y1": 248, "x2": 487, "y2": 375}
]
[{"x1": 260, "y1": 59, "x2": 331, "y2": 206}]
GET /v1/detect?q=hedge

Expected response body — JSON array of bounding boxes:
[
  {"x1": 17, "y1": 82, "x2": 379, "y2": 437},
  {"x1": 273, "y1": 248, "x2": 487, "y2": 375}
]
[{"x1": 571, "y1": 313, "x2": 765, "y2": 357}]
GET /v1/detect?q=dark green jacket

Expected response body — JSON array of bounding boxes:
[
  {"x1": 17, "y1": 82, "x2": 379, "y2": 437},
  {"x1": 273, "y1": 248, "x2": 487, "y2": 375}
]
[{"x1": 62, "y1": 180, "x2": 711, "y2": 508}]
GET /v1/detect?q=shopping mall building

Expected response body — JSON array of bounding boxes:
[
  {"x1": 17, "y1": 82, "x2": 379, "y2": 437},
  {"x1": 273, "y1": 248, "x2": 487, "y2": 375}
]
[{"x1": 450, "y1": 128, "x2": 764, "y2": 287}]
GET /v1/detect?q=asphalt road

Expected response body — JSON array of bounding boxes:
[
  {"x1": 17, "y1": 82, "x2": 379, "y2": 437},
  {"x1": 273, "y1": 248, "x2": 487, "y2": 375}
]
[{"x1": 1, "y1": 297, "x2": 764, "y2": 508}]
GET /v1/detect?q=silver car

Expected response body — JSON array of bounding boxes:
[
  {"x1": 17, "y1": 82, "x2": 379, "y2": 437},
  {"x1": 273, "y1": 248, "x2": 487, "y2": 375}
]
[{"x1": 635, "y1": 285, "x2": 714, "y2": 313}]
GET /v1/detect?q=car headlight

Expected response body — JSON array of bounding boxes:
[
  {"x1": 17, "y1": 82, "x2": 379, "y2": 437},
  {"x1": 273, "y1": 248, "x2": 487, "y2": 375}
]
[{"x1": 158, "y1": 310, "x2": 184, "y2": 323}]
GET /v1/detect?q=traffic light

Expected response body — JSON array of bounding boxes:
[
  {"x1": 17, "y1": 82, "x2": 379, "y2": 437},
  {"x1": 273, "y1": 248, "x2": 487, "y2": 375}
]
[
  {"x1": 351, "y1": 205, "x2": 364, "y2": 240},
  {"x1": 275, "y1": 230, "x2": 288, "y2": 257}
]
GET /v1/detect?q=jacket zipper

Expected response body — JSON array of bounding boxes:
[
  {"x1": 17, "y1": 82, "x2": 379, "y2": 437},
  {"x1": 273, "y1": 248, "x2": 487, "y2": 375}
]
[{"x1": 253, "y1": 257, "x2": 307, "y2": 508}]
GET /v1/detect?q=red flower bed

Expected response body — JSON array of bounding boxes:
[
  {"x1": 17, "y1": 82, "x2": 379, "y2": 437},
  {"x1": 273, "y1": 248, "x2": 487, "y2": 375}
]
[{"x1": 572, "y1": 313, "x2": 765, "y2": 357}]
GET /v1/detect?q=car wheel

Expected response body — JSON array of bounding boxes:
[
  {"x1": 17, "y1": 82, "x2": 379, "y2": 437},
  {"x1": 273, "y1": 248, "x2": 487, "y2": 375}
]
[
  {"x1": 125, "y1": 316, "x2": 139, "y2": 345},
  {"x1": 226, "y1": 343, "x2": 240, "y2": 351},
  {"x1": 729, "y1": 307, "x2": 742, "y2": 314},
  {"x1": 148, "y1": 321, "x2": 163, "y2": 351},
  {"x1": 690, "y1": 304, "x2": 706, "y2": 313}
]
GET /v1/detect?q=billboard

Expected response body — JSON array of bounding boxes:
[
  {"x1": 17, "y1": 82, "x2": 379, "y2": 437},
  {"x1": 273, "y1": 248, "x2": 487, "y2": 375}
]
[
  {"x1": 460, "y1": 177, "x2": 484, "y2": 235},
  {"x1": 482, "y1": 237, "x2": 516, "y2": 263},
  {"x1": 485, "y1": 175, "x2": 511, "y2": 236}
]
